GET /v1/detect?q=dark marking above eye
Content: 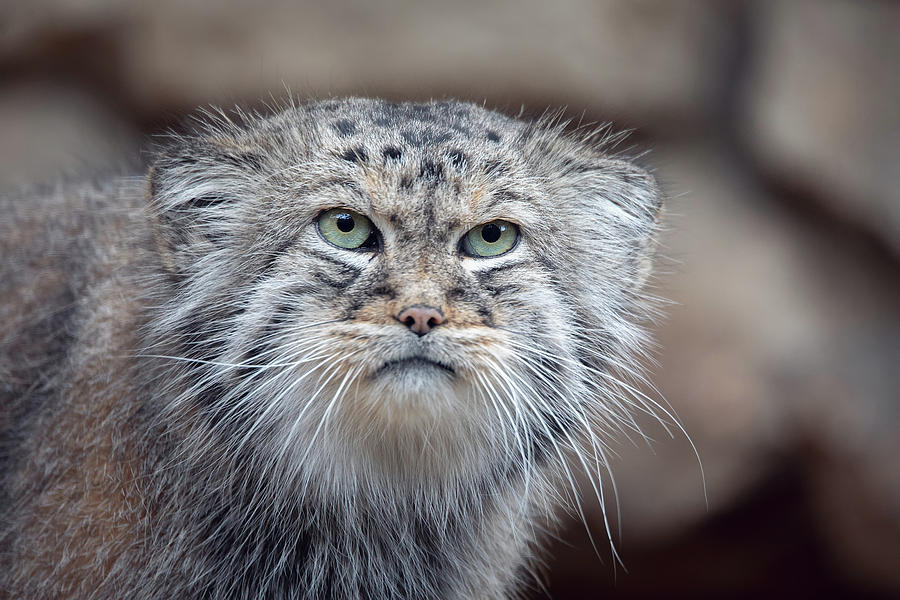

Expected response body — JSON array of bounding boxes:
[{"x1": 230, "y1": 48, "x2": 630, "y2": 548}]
[
  {"x1": 332, "y1": 119, "x2": 357, "y2": 137},
  {"x1": 339, "y1": 147, "x2": 368, "y2": 164},
  {"x1": 399, "y1": 176, "x2": 413, "y2": 189},
  {"x1": 313, "y1": 268, "x2": 359, "y2": 289},
  {"x1": 382, "y1": 146, "x2": 402, "y2": 161},
  {"x1": 486, "y1": 130, "x2": 501, "y2": 142}
]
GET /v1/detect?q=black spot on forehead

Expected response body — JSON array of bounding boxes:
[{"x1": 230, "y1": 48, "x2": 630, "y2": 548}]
[
  {"x1": 447, "y1": 150, "x2": 467, "y2": 169},
  {"x1": 382, "y1": 146, "x2": 402, "y2": 161},
  {"x1": 486, "y1": 130, "x2": 501, "y2": 142},
  {"x1": 338, "y1": 147, "x2": 368, "y2": 164},
  {"x1": 331, "y1": 119, "x2": 357, "y2": 137}
]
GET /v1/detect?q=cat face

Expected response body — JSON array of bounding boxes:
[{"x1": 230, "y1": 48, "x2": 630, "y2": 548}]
[{"x1": 148, "y1": 99, "x2": 661, "y2": 486}]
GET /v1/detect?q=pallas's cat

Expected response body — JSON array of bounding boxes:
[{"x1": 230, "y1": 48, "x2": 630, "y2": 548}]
[{"x1": 0, "y1": 98, "x2": 663, "y2": 599}]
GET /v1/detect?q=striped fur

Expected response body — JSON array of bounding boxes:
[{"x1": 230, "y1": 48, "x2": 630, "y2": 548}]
[{"x1": 0, "y1": 98, "x2": 664, "y2": 599}]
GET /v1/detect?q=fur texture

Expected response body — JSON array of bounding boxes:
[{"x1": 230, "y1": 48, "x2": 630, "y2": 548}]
[{"x1": 0, "y1": 98, "x2": 663, "y2": 599}]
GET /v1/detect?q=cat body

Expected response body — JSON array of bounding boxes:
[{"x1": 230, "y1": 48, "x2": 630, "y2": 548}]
[{"x1": 0, "y1": 98, "x2": 662, "y2": 599}]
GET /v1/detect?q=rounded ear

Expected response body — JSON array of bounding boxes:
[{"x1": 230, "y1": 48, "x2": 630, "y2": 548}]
[
  {"x1": 147, "y1": 139, "x2": 266, "y2": 277},
  {"x1": 558, "y1": 157, "x2": 663, "y2": 293},
  {"x1": 596, "y1": 158, "x2": 664, "y2": 290}
]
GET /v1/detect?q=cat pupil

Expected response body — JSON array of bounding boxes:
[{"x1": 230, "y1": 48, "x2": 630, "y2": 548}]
[
  {"x1": 481, "y1": 223, "x2": 501, "y2": 243},
  {"x1": 336, "y1": 214, "x2": 354, "y2": 233}
]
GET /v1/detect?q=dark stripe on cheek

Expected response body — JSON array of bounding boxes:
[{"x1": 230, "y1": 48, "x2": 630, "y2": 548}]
[
  {"x1": 474, "y1": 260, "x2": 528, "y2": 280},
  {"x1": 304, "y1": 247, "x2": 361, "y2": 269},
  {"x1": 481, "y1": 283, "x2": 519, "y2": 297},
  {"x1": 312, "y1": 268, "x2": 359, "y2": 289}
]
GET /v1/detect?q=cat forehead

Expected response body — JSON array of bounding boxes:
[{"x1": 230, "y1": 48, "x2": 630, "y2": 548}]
[
  {"x1": 295, "y1": 100, "x2": 539, "y2": 220},
  {"x1": 311, "y1": 98, "x2": 517, "y2": 149}
]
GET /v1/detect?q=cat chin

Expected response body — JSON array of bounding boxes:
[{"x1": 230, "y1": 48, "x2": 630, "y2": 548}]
[
  {"x1": 346, "y1": 370, "x2": 478, "y2": 430},
  {"x1": 256, "y1": 358, "x2": 504, "y2": 484}
]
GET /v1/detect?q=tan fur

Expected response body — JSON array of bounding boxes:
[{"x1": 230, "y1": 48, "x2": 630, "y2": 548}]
[{"x1": 1, "y1": 99, "x2": 663, "y2": 599}]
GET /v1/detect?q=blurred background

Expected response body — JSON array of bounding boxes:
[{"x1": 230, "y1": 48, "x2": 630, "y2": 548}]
[{"x1": 2, "y1": 1, "x2": 898, "y2": 597}]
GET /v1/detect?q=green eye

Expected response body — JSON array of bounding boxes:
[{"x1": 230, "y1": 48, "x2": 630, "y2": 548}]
[
  {"x1": 317, "y1": 209, "x2": 376, "y2": 250},
  {"x1": 462, "y1": 220, "x2": 519, "y2": 257}
]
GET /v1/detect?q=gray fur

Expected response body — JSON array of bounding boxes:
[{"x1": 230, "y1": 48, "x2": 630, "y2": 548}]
[{"x1": 0, "y1": 98, "x2": 663, "y2": 599}]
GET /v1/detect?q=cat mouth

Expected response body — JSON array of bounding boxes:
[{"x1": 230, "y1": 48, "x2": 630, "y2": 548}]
[{"x1": 372, "y1": 356, "x2": 456, "y2": 378}]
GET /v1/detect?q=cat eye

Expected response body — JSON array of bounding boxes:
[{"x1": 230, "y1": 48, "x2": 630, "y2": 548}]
[
  {"x1": 317, "y1": 208, "x2": 379, "y2": 250},
  {"x1": 461, "y1": 220, "x2": 519, "y2": 258}
]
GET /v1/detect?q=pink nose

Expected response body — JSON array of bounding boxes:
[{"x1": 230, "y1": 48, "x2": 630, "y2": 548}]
[{"x1": 396, "y1": 305, "x2": 445, "y2": 336}]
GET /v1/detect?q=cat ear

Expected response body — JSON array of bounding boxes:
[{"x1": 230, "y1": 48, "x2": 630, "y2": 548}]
[
  {"x1": 148, "y1": 139, "x2": 264, "y2": 276},
  {"x1": 568, "y1": 157, "x2": 663, "y2": 292}
]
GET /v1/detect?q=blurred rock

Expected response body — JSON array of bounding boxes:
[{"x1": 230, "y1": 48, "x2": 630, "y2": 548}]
[
  {"x1": 742, "y1": 0, "x2": 900, "y2": 257},
  {"x1": 0, "y1": 83, "x2": 140, "y2": 190},
  {"x1": 2, "y1": 0, "x2": 733, "y2": 128}
]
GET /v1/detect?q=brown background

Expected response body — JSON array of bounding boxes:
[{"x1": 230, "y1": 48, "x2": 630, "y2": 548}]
[{"x1": 2, "y1": 1, "x2": 898, "y2": 598}]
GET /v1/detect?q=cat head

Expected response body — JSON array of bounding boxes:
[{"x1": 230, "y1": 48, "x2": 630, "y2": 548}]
[{"x1": 146, "y1": 98, "x2": 663, "y2": 491}]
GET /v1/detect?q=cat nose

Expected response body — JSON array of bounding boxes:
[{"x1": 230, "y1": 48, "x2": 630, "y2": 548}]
[{"x1": 396, "y1": 305, "x2": 445, "y2": 336}]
